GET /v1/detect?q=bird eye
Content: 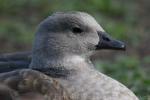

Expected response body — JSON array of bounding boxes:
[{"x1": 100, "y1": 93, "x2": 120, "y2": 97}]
[{"x1": 72, "y1": 27, "x2": 83, "y2": 34}]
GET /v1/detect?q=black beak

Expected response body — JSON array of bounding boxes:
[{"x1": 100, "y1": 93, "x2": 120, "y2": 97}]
[{"x1": 96, "y1": 32, "x2": 126, "y2": 50}]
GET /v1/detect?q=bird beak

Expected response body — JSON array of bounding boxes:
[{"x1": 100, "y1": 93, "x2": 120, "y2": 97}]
[{"x1": 96, "y1": 32, "x2": 126, "y2": 50}]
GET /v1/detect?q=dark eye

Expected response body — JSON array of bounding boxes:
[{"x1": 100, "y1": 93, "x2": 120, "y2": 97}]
[{"x1": 72, "y1": 27, "x2": 83, "y2": 34}]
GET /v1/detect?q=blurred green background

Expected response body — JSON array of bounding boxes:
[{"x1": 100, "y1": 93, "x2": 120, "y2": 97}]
[{"x1": 0, "y1": 0, "x2": 149, "y2": 99}]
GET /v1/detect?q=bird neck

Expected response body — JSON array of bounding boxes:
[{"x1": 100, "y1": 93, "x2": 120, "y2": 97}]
[{"x1": 30, "y1": 53, "x2": 93, "y2": 78}]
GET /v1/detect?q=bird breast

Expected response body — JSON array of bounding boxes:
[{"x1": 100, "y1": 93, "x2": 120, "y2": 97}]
[{"x1": 57, "y1": 67, "x2": 139, "y2": 100}]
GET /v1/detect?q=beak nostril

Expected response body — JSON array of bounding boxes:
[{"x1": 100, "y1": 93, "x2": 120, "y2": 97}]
[{"x1": 102, "y1": 36, "x2": 110, "y2": 41}]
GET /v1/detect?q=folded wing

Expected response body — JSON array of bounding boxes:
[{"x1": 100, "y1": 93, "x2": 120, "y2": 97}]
[
  {"x1": 0, "y1": 69, "x2": 71, "y2": 100},
  {"x1": 0, "y1": 51, "x2": 31, "y2": 73}
]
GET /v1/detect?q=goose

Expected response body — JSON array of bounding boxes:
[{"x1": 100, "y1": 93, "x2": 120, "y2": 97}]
[{"x1": 0, "y1": 11, "x2": 139, "y2": 100}]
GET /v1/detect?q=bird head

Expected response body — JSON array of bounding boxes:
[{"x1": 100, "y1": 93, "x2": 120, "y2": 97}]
[{"x1": 30, "y1": 12, "x2": 125, "y2": 68}]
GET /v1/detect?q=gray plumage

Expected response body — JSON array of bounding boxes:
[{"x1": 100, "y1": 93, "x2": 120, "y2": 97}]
[
  {"x1": 0, "y1": 11, "x2": 138, "y2": 100},
  {"x1": 29, "y1": 11, "x2": 138, "y2": 100}
]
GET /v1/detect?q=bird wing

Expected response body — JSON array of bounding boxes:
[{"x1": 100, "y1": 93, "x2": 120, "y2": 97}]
[
  {"x1": 0, "y1": 51, "x2": 31, "y2": 73},
  {"x1": 0, "y1": 51, "x2": 31, "y2": 61},
  {"x1": 0, "y1": 69, "x2": 71, "y2": 100}
]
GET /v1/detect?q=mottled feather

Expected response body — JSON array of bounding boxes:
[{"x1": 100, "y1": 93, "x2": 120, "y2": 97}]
[{"x1": 0, "y1": 69, "x2": 71, "y2": 100}]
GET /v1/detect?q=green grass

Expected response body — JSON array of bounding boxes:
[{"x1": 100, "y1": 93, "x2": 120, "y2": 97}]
[{"x1": 0, "y1": 20, "x2": 34, "y2": 44}]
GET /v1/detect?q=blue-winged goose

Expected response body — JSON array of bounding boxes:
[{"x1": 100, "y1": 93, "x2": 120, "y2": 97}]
[{"x1": 0, "y1": 11, "x2": 139, "y2": 100}]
